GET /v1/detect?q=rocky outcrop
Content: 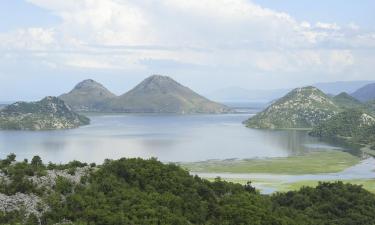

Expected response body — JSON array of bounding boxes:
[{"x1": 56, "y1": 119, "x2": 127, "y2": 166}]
[{"x1": 0, "y1": 193, "x2": 48, "y2": 220}]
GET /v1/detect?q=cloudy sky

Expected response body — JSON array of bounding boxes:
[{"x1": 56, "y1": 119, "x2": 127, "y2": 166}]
[{"x1": 0, "y1": 0, "x2": 374, "y2": 101}]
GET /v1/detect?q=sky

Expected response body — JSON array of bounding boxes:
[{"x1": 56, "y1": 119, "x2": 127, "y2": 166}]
[{"x1": 0, "y1": 0, "x2": 374, "y2": 101}]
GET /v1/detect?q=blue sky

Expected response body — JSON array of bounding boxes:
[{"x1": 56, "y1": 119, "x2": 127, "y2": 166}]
[{"x1": 0, "y1": 0, "x2": 374, "y2": 101}]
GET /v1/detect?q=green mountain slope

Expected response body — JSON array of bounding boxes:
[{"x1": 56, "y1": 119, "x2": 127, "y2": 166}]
[
  {"x1": 245, "y1": 86, "x2": 340, "y2": 129},
  {"x1": 0, "y1": 97, "x2": 90, "y2": 130},
  {"x1": 108, "y1": 75, "x2": 232, "y2": 113},
  {"x1": 59, "y1": 79, "x2": 116, "y2": 112},
  {"x1": 310, "y1": 109, "x2": 375, "y2": 148},
  {"x1": 332, "y1": 92, "x2": 364, "y2": 109}
]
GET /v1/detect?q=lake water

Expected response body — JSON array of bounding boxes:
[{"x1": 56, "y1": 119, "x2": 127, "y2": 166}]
[{"x1": 0, "y1": 113, "x2": 350, "y2": 164}]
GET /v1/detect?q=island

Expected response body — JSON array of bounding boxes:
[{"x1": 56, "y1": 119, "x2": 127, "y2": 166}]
[{"x1": 0, "y1": 96, "x2": 90, "y2": 130}]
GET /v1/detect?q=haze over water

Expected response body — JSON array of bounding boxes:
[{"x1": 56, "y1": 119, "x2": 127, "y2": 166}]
[{"x1": 0, "y1": 113, "x2": 345, "y2": 164}]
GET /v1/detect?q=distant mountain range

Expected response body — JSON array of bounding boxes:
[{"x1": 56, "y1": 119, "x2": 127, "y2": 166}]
[
  {"x1": 314, "y1": 80, "x2": 375, "y2": 95},
  {"x1": 351, "y1": 83, "x2": 375, "y2": 102},
  {"x1": 208, "y1": 80, "x2": 375, "y2": 103},
  {"x1": 60, "y1": 75, "x2": 232, "y2": 114},
  {"x1": 0, "y1": 97, "x2": 90, "y2": 130}
]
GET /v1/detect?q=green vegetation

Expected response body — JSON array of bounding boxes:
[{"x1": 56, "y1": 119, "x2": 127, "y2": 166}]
[
  {"x1": 2, "y1": 154, "x2": 375, "y2": 224},
  {"x1": 279, "y1": 179, "x2": 375, "y2": 193},
  {"x1": 310, "y1": 109, "x2": 375, "y2": 150},
  {"x1": 182, "y1": 150, "x2": 360, "y2": 174},
  {"x1": 332, "y1": 92, "x2": 367, "y2": 110},
  {"x1": 245, "y1": 86, "x2": 340, "y2": 129},
  {"x1": 212, "y1": 178, "x2": 375, "y2": 194},
  {"x1": 0, "y1": 96, "x2": 90, "y2": 130}
]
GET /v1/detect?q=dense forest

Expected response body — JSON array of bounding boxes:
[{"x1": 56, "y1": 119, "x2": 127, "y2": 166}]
[
  {"x1": 1, "y1": 154, "x2": 375, "y2": 225},
  {"x1": 310, "y1": 109, "x2": 375, "y2": 150}
]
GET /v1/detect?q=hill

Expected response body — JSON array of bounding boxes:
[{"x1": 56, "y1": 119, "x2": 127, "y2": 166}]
[
  {"x1": 2, "y1": 155, "x2": 375, "y2": 224},
  {"x1": 351, "y1": 83, "x2": 375, "y2": 102},
  {"x1": 59, "y1": 79, "x2": 116, "y2": 112},
  {"x1": 310, "y1": 109, "x2": 375, "y2": 149},
  {"x1": 245, "y1": 86, "x2": 340, "y2": 129},
  {"x1": 332, "y1": 92, "x2": 365, "y2": 109},
  {"x1": 108, "y1": 75, "x2": 232, "y2": 113},
  {"x1": 0, "y1": 97, "x2": 90, "y2": 130}
]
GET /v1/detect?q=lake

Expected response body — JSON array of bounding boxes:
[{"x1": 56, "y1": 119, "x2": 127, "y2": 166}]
[{"x1": 0, "y1": 112, "x2": 350, "y2": 164}]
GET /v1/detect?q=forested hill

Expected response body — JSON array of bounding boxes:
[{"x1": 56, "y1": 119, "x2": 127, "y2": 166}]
[
  {"x1": 310, "y1": 109, "x2": 375, "y2": 149},
  {"x1": 2, "y1": 155, "x2": 375, "y2": 224}
]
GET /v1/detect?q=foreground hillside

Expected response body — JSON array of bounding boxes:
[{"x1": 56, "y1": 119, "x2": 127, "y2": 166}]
[
  {"x1": 0, "y1": 97, "x2": 89, "y2": 130},
  {"x1": 245, "y1": 86, "x2": 340, "y2": 129},
  {"x1": 1, "y1": 155, "x2": 375, "y2": 224}
]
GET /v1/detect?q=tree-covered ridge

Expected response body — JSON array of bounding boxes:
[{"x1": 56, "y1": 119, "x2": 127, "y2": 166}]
[
  {"x1": 245, "y1": 86, "x2": 340, "y2": 129},
  {"x1": 2, "y1": 155, "x2": 375, "y2": 224},
  {"x1": 310, "y1": 109, "x2": 375, "y2": 149},
  {"x1": 0, "y1": 97, "x2": 90, "y2": 130}
]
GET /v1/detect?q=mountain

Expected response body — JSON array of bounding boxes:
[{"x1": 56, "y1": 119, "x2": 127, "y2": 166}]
[
  {"x1": 245, "y1": 86, "x2": 340, "y2": 129},
  {"x1": 206, "y1": 80, "x2": 374, "y2": 103},
  {"x1": 332, "y1": 92, "x2": 365, "y2": 109},
  {"x1": 0, "y1": 97, "x2": 90, "y2": 130},
  {"x1": 108, "y1": 75, "x2": 232, "y2": 113},
  {"x1": 351, "y1": 83, "x2": 375, "y2": 102},
  {"x1": 59, "y1": 79, "x2": 116, "y2": 112},
  {"x1": 310, "y1": 109, "x2": 375, "y2": 148},
  {"x1": 314, "y1": 80, "x2": 375, "y2": 95}
]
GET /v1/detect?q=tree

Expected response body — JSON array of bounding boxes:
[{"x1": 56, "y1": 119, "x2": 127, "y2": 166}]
[{"x1": 31, "y1": 155, "x2": 43, "y2": 167}]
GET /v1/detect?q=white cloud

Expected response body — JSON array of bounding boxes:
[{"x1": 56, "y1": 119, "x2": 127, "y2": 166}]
[
  {"x1": 1, "y1": 0, "x2": 374, "y2": 84},
  {"x1": 315, "y1": 22, "x2": 341, "y2": 30}
]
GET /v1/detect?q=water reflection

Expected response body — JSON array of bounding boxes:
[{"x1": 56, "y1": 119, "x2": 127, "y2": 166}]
[{"x1": 0, "y1": 113, "x2": 349, "y2": 163}]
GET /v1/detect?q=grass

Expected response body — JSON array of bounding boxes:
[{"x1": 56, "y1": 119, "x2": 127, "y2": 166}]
[
  {"x1": 182, "y1": 150, "x2": 360, "y2": 174},
  {"x1": 209, "y1": 178, "x2": 375, "y2": 194},
  {"x1": 362, "y1": 145, "x2": 375, "y2": 157}
]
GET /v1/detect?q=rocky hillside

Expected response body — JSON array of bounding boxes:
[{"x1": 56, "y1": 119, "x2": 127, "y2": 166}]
[
  {"x1": 245, "y1": 86, "x2": 340, "y2": 129},
  {"x1": 0, "y1": 97, "x2": 90, "y2": 130},
  {"x1": 351, "y1": 83, "x2": 375, "y2": 102},
  {"x1": 59, "y1": 79, "x2": 116, "y2": 112},
  {"x1": 108, "y1": 75, "x2": 232, "y2": 113}
]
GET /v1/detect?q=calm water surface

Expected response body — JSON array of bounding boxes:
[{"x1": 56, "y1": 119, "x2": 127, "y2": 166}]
[{"x1": 0, "y1": 113, "x2": 348, "y2": 163}]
